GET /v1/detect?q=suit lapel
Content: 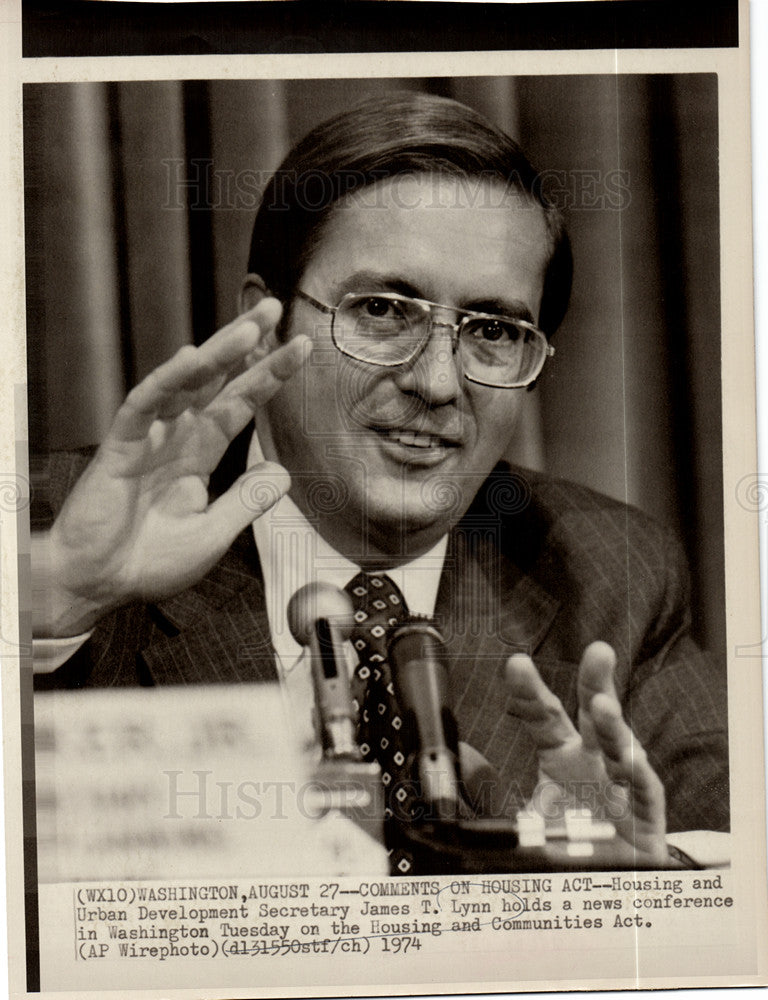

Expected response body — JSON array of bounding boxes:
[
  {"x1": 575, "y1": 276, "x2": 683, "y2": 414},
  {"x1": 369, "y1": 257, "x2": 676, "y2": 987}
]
[
  {"x1": 139, "y1": 528, "x2": 279, "y2": 686},
  {"x1": 438, "y1": 524, "x2": 576, "y2": 815},
  {"x1": 438, "y1": 525, "x2": 561, "y2": 686}
]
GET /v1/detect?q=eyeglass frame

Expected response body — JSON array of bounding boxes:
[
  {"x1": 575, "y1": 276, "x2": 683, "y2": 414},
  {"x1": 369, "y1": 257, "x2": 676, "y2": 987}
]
[{"x1": 294, "y1": 288, "x2": 554, "y2": 389}]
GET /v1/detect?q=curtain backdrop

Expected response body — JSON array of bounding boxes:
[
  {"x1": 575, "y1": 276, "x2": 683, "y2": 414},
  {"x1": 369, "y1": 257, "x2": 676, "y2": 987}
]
[{"x1": 24, "y1": 76, "x2": 723, "y2": 652}]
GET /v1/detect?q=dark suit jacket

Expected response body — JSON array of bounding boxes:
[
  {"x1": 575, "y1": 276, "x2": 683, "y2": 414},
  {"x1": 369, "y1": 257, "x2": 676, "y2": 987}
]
[{"x1": 34, "y1": 450, "x2": 729, "y2": 835}]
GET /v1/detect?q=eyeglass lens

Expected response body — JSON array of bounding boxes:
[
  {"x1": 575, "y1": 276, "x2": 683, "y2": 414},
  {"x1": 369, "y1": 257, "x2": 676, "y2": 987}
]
[{"x1": 334, "y1": 294, "x2": 544, "y2": 386}]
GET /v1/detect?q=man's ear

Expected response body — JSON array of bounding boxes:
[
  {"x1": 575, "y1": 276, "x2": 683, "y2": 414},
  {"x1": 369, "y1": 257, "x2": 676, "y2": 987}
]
[{"x1": 238, "y1": 274, "x2": 271, "y2": 315}]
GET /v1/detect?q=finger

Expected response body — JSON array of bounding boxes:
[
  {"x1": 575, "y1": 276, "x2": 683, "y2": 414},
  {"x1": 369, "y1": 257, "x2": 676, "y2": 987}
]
[
  {"x1": 590, "y1": 693, "x2": 666, "y2": 830},
  {"x1": 194, "y1": 297, "x2": 283, "y2": 371},
  {"x1": 149, "y1": 306, "x2": 277, "y2": 419},
  {"x1": 577, "y1": 641, "x2": 618, "y2": 753},
  {"x1": 504, "y1": 654, "x2": 579, "y2": 750},
  {"x1": 205, "y1": 335, "x2": 313, "y2": 442},
  {"x1": 458, "y1": 742, "x2": 505, "y2": 819},
  {"x1": 176, "y1": 300, "x2": 284, "y2": 407},
  {"x1": 110, "y1": 300, "x2": 283, "y2": 441},
  {"x1": 202, "y1": 461, "x2": 292, "y2": 550}
]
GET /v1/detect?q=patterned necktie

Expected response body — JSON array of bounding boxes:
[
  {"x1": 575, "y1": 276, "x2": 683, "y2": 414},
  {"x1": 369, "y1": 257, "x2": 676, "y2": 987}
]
[{"x1": 345, "y1": 571, "x2": 417, "y2": 874}]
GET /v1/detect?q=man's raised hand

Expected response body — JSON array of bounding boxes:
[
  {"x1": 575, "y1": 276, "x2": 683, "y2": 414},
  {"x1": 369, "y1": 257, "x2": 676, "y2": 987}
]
[
  {"x1": 38, "y1": 299, "x2": 310, "y2": 637},
  {"x1": 505, "y1": 641, "x2": 669, "y2": 866}
]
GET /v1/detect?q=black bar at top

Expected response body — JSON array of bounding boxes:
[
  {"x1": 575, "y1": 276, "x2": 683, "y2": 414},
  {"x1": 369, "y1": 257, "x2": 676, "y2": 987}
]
[{"x1": 22, "y1": 0, "x2": 739, "y2": 59}]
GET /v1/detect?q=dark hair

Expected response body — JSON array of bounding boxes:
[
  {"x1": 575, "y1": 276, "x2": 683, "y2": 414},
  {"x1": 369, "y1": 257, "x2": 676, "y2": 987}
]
[{"x1": 247, "y1": 92, "x2": 572, "y2": 337}]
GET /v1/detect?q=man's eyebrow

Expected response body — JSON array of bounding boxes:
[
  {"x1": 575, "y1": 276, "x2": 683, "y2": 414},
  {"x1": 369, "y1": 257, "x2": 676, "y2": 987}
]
[
  {"x1": 463, "y1": 298, "x2": 536, "y2": 324},
  {"x1": 330, "y1": 271, "x2": 423, "y2": 299}
]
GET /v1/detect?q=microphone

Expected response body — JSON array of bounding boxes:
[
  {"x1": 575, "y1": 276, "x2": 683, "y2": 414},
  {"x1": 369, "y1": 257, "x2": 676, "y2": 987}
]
[
  {"x1": 387, "y1": 623, "x2": 461, "y2": 820},
  {"x1": 287, "y1": 582, "x2": 359, "y2": 760}
]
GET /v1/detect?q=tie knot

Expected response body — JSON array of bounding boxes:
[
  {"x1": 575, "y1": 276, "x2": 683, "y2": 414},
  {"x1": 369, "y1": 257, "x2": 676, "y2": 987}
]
[
  {"x1": 345, "y1": 572, "x2": 410, "y2": 661},
  {"x1": 345, "y1": 571, "x2": 409, "y2": 620}
]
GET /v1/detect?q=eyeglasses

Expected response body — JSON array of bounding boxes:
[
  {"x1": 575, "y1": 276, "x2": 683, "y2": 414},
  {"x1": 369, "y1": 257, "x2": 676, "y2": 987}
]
[{"x1": 295, "y1": 290, "x2": 554, "y2": 389}]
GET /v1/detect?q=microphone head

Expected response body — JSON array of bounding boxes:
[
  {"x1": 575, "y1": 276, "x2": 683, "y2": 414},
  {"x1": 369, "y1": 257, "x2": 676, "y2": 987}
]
[
  {"x1": 286, "y1": 582, "x2": 355, "y2": 646},
  {"x1": 388, "y1": 623, "x2": 444, "y2": 668}
]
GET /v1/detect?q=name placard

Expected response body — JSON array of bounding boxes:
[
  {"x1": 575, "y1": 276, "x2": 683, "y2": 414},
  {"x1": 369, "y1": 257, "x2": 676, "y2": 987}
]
[{"x1": 34, "y1": 684, "x2": 386, "y2": 882}]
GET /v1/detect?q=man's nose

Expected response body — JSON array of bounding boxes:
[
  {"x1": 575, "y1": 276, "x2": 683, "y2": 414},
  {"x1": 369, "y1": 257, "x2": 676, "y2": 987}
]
[{"x1": 393, "y1": 323, "x2": 463, "y2": 404}]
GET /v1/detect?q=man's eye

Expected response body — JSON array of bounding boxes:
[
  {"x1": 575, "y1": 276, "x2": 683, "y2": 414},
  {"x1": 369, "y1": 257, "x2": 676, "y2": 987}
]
[
  {"x1": 473, "y1": 319, "x2": 520, "y2": 342},
  {"x1": 360, "y1": 296, "x2": 399, "y2": 319}
]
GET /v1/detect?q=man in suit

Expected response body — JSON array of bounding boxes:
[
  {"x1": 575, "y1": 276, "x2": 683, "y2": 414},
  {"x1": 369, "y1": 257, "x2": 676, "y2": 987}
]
[{"x1": 34, "y1": 94, "x2": 728, "y2": 866}]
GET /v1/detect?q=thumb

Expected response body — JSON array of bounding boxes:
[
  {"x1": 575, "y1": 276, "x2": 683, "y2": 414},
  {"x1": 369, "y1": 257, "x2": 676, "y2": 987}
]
[{"x1": 203, "y1": 461, "x2": 291, "y2": 550}]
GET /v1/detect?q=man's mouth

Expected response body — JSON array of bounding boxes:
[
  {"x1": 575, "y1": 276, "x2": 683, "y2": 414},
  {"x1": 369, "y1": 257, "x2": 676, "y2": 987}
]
[{"x1": 379, "y1": 428, "x2": 459, "y2": 450}]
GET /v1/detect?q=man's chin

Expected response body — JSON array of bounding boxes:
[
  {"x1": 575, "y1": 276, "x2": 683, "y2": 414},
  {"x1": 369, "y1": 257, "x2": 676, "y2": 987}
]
[{"x1": 363, "y1": 496, "x2": 467, "y2": 550}]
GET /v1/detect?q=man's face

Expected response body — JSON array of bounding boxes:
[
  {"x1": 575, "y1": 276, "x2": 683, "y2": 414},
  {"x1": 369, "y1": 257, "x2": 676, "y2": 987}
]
[{"x1": 260, "y1": 173, "x2": 550, "y2": 562}]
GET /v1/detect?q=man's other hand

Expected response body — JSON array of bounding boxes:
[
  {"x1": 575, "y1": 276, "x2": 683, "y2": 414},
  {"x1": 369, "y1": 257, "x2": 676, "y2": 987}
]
[
  {"x1": 504, "y1": 641, "x2": 669, "y2": 866},
  {"x1": 36, "y1": 299, "x2": 311, "y2": 638}
]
